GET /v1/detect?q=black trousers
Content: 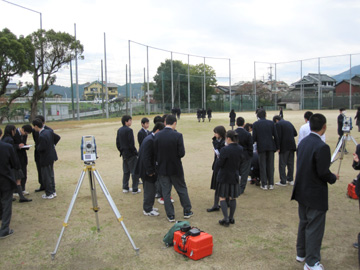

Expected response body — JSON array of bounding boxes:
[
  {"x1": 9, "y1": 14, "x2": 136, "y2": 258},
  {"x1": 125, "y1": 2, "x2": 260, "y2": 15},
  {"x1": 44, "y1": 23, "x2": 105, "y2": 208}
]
[
  {"x1": 296, "y1": 203, "x2": 327, "y2": 266},
  {"x1": 122, "y1": 156, "x2": 139, "y2": 191},
  {"x1": 279, "y1": 150, "x2": 295, "y2": 184},
  {"x1": 0, "y1": 188, "x2": 13, "y2": 237},
  {"x1": 239, "y1": 158, "x2": 252, "y2": 194},
  {"x1": 143, "y1": 181, "x2": 156, "y2": 213},
  {"x1": 41, "y1": 164, "x2": 55, "y2": 196},
  {"x1": 258, "y1": 151, "x2": 275, "y2": 186}
]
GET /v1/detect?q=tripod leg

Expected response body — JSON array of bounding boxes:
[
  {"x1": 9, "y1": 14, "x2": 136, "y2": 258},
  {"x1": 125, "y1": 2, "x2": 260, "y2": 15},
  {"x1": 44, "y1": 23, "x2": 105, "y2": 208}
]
[
  {"x1": 88, "y1": 168, "x2": 101, "y2": 232},
  {"x1": 350, "y1": 135, "x2": 358, "y2": 146},
  {"x1": 93, "y1": 169, "x2": 140, "y2": 255},
  {"x1": 331, "y1": 135, "x2": 345, "y2": 163},
  {"x1": 51, "y1": 169, "x2": 87, "y2": 260},
  {"x1": 337, "y1": 136, "x2": 346, "y2": 176}
]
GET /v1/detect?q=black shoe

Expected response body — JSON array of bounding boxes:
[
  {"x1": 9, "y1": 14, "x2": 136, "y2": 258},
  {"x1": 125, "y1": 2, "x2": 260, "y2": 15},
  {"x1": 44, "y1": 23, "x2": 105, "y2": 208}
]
[
  {"x1": 167, "y1": 215, "x2": 175, "y2": 222},
  {"x1": 0, "y1": 229, "x2": 14, "y2": 239},
  {"x1": 206, "y1": 206, "x2": 220, "y2": 212},
  {"x1": 219, "y1": 219, "x2": 230, "y2": 227},
  {"x1": 354, "y1": 242, "x2": 359, "y2": 249},
  {"x1": 35, "y1": 187, "x2": 45, "y2": 193},
  {"x1": 229, "y1": 218, "x2": 235, "y2": 224},
  {"x1": 184, "y1": 211, "x2": 194, "y2": 219},
  {"x1": 19, "y1": 198, "x2": 32, "y2": 203}
]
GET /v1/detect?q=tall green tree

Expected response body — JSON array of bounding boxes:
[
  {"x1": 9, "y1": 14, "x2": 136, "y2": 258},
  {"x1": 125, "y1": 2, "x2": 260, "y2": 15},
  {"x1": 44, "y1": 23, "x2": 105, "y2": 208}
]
[
  {"x1": 153, "y1": 59, "x2": 216, "y2": 109},
  {"x1": 28, "y1": 29, "x2": 84, "y2": 120}
]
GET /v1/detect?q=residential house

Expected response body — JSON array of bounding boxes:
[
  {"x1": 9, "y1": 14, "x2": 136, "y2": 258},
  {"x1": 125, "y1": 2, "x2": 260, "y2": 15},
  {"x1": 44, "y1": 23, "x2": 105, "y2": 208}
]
[
  {"x1": 83, "y1": 81, "x2": 118, "y2": 101},
  {"x1": 291, "y1": 73, "x2": 336, "y2": 94},
  {"x1": 335, "y1": 75, "x2": 360, "y2": 96}
]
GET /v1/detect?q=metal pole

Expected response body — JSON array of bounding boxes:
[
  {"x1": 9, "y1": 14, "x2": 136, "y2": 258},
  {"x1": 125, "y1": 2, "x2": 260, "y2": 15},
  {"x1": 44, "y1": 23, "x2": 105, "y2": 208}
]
[
  {"x1": 125, "y1": 64, "x2": 128, "y2": 115},
  {"x1": 318, "y1": 57, "x2": 321, "y2": 110},
  {"x1": 229, "y1": 58, "x2": 232, "y2": 112},
  {"x1": 171, "y1": 52, "x2": 174, "y2": 109},
  {"x1": 40, "y1": 13, "x2": 46, "y2": 119},
  {"x1": 161, "y1": 71, "x2": 165, "y2": 113},
  {"x1": 203, "y1": 57, "x2": 206, "y2": 110},
  {"x1": 188, "y1": 54, "x2": 190, "y2": 113},
  {"x1": 128, "y1": 40, "x2": 132, "y2": 116},
  {"x1": 146, "y1": 46, "x2": 150, "y2": 115},
  {"x1": 75, "y1": 24, "x2": 80, "y2": 121},
  {"x1": 274, "y1": 63, "x2": 277, "y2": 110},
  {"x1": 70, "y1": 60, "x2": 75, "y2": 119},
  {"x1": 143, "y1": 67, "x2": 146, "y2": 113},
  {"x1": 350, "y1": 54, "x2": 352, "y2": 109},
  {"x1": 101, "y1": 60, "x2": 105, "y2": 116},
  {"x1": 254, "y1": 61, "x2": 257, "y2": 110},
  {"x1": 300, "y1": 60, "x2": 303, "y2": 110},
  {"x1": 104, "y1": 33, "x2": 109, "y2": 118}
]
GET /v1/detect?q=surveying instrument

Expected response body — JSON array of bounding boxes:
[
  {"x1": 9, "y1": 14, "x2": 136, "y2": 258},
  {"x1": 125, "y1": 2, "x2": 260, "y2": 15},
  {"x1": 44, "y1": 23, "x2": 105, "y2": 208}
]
[
  {"x1": 51, "y1": 135, "x2": 139, "y2": 260},
  {"x1": 331, "y1": 116, "x2": 357, "y2": 175}
]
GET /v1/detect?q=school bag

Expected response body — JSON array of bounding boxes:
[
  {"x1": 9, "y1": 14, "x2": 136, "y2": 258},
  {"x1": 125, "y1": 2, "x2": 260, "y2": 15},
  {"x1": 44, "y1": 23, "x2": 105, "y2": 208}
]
[{"x1": 163, "y1": 221, "x2": 190, "y2": 247}]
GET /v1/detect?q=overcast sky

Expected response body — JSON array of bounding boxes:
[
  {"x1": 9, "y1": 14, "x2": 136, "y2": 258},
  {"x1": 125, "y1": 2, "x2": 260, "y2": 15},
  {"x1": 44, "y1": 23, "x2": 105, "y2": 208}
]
[{"x1": 1, "y1": 0, "x2": 360, "y2": 87}]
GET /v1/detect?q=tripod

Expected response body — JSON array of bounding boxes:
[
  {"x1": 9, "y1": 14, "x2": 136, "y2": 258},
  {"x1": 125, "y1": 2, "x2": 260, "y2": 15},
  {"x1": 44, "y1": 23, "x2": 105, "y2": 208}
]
[
  {"x1": 51, "y1": 161, "x2": 139, "y2": 260},
  {"x1": 331, "y1": 132, "x2": 358, "y2": 175}
]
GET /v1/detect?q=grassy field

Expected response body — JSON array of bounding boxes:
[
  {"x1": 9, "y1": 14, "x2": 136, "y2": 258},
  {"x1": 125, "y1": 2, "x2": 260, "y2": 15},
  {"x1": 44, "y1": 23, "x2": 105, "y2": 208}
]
[{"x1": 0, "y1": 110, "x2": 359, "y2": 270}]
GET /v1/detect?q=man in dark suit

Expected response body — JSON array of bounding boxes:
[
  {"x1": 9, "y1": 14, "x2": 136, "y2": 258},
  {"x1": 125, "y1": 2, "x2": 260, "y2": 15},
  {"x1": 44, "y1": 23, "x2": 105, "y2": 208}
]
[
  {"x1": 273, "y1": 115, "x2": 297, "y2": 186},
  {"x1": 135, "y1": 122, "x2": 165, "y2": 216},
  {"x1": 13, "y1": 125, "x2": 32, "y2": 193},
  {"x1": 252, "y1": 109, "x2": 279, "y2": 190},
  {"x1": 32, "y1": 119, "x2": 58, "y2": 199},
  {"x1": 0, "y1": 128, "x2": 19, "y2": 238},
  {"x1": 32, "y1": 115, "x2": 60, "y2": 192},
  {"x1": 116, "y1": 115, "x2": 140, "y2": 194},
  {"x1": 291, "y1": 113, "x2": 338, "y2": 270},
  {"x1": 137, "y1": 117, "x2": 150, "y2": 148},
  {"x1": 235, "y1": 117, "x2": 253, "y2": 194},
  {"x1": 154, "y1": 115, "x2": 192, "y2": 222}
]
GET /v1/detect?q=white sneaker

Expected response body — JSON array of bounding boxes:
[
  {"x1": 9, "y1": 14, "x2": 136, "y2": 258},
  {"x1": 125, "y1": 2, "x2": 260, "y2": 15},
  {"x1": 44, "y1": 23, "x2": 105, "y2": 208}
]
[
  {"x1": 132, "y1": 189, "x2": 141, "y2": 195},
  {"x1": 13, "y1": 193, "x2": 19, "y2": 197},
  {"x1": 53, "y1": 192, "x2": 57, "y2": 198},
  {"x1": 123, "y1": 188, "x2": 133, "y2": 193},
  {"x1": 261, "y1": 185, "x2": 268, "y2": 190},
  {"x1": 158, "y1": 198, "x2": 164, "y2": 204},
  {"x1": 275, "y1": 182, "x2": 286, "y2": 187},
  {"x1": 143, "y1": 210, "x2": 159, "y2": 216},
  {"x1": 22, "y1": 190, "x2": 30, "y2": 195},
  {"x1": 288, "y1": 181, "x2": 294, "y2": 186},
  {"x1": 42, "y1": 194, "x2": 55, "y2": 200},
  {"x1": 296, "y1": 256, "x2": 305, "y2": 262},
  {"x1": 269, "y1": 185, "x2": 274, "y2": 190},
  {"x1": 152, "y1": 207, "x2": 159, "y2": 212},
  {"x1": 304, "y1": 262, "x2": 324, "y2": 270}
]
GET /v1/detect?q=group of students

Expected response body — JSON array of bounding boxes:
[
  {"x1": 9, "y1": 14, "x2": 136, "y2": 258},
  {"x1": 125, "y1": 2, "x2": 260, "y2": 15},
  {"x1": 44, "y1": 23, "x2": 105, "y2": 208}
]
[
  {"x1": 116, "y1": 114, "x2": 193, "y2": 222},
  {"x1": 197, "y1": 108, "x2": 212, "y2": 122},
  {"x1": 0, "y1": 115, "x2": 60, "y2": 239}
]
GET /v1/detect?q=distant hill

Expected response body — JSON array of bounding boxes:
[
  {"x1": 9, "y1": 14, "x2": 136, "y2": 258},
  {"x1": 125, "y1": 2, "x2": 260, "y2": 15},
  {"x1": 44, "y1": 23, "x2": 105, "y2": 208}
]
[
  {"x1": 333, "y1": 65, "x2": 360, "y2": 82},
  {"x1": 48, "y1": 82, "x2": 143, "y2": 99}
]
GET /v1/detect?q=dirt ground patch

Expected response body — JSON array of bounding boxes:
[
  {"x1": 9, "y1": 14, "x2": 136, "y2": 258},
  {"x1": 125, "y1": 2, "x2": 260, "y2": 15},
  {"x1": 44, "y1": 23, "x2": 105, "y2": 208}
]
[{"x1": 0, "y1": 110, "x2": 359, "y2": 270}]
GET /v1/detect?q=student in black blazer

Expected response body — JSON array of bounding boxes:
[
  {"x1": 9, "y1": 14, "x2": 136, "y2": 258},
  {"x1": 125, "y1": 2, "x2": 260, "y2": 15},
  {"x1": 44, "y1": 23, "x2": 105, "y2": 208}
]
[
  {"x1": 116, "y1": 115, "x2": 140, "y2": 194},
  {"x1": 137, "y1": 117, "x2": 150, "y2": 148},
  {"x1": 33, "y1": 119, "x2": 58, "y2": 199},
  {"x1": 135, "y1": 122, "x2": 165, "y2": 216},
  {"x1": 207, "y1": 125, "x2": 226, "y2": 212},
  {"x1": 0, "y1": 128, "x2": 19, "y2": 239},
  {"x1": 154, "y1": 115, "x2": 192, "y2": 222},
  {"x1": 273, "y1": 116, "x2": 297, "y2": 186},
  {"x1": 215, "y1": 130, "x2": 243, "y2": 227},
  {"x1": 252, "y1": 109, "x2": 279, "y2": 190},
  {"x1": 235, "y1": 117, "x2": 253, "y2": 194},
  {"x1": 291, "y1": 113, "x2": 338, "y2": 270}
]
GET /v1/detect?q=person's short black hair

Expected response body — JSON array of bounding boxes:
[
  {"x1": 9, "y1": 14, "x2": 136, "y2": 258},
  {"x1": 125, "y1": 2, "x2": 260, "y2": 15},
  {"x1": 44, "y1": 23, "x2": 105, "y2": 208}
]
[
  {"x1": 35, "y1": 115, "x2": 45, "y2": 123},
  {"x1": 213, "y1": 125, "x2": 226, "y2": 139},
  {"x1": 226, "y1": 130, "x2": 238, "y2": 143},
  {"x1": 339, "y1": 108, "x2": 345, "y2": 112},
  {"x1": 32, "y1": 119, "x2": 43, "y2": 129},
  {"x1": 236, "y1": 117, "x2": 245, "y2": 127},
  {"x1": 121, "y1": 115, "x2": 132, "y2": 126},
  {"x1": 273, "y1": 115, "x2": 281, "y2": 123},
  {"x1": 152, "y1": 122, "x2": 165, "y2": 133},
  {"x1": 165, "y1": 115, "x2": 177, "y2": 125},
  {"x1": 162, "y1": 114, "x2": 168, "y2": 123},
  {"x1": 257, "y1": 109, "x2": 266, "y2": 118},
  {"x1": 4, "y1": 124, "x2": 15, "y2": 137},
  {"x1": 244, "y1": 123, "x2": 253, "y2": 132},
  {"x1": 304, "y1": 111, "x2": 313, "y2": 121},
  {"x1": 153, "y1": 115, "x2": 163, "y2": 124},
  {"x1": 310, "y1": 113, "x2": 326, "y2": 132},
  {"x1": 22, "y1": 124, "x2": 33, "y2": 133},
  {"x1": 141, "y1": 117, "x2": 149, "y2": 125}
]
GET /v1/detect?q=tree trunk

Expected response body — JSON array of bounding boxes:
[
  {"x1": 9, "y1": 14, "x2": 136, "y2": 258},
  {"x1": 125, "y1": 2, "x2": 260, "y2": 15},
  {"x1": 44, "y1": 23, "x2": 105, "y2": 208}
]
[{"x1": 30, "y1": 98, "x2": 38, "y2": 122}]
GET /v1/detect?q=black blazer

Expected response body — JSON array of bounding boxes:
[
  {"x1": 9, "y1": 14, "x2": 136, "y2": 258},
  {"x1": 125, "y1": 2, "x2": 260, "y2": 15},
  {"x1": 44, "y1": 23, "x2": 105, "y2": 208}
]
[
  {"x1": 235, "y1": 127, "x2": 253, "y2": 159},
  {"x1": 291, "y1": 133, "x2": 337, "y2": 211},
  {"x1": 154, "y1": 127, "x2": 185, "y2": 176},
  {"x1": 337, "y1": 113, "x2": 344, "y2": 136},
  {"x1": 252, "y1": 118, "x2": 279, "y2": 153},
  {"x1": 116, "y1": 125, "x2": 138, "y2": 159},
  {"x1": 135, "y1": 133, "x2": 156, "y2": 183},
  {"x1": 216, "y1": 143, "x2": 243, "y2": 184},
  {"x1": 353, "y1": 144, "x2": 360, "y2": 197},
  {"x1": 137, "y1": 128, "x2": 149, "y2": 148},
  {"x1": 37, "y1": 128, "x2": 58, "y2": 167},
  {"x1": 275, "y1": 119, "x2": 297, "y2": 153},
  {"x1": 13, "y1": 128, "x2": 29, "y2": 166},
  {"x1": 0, "y1": 140, "x2": 18, "y2": 190},
  {"x1": 212, "y1": 137, "x2": 225, "y2": 170},
  {"x1": 33, "y1": 125, "x2": 60, "y2": 162}
]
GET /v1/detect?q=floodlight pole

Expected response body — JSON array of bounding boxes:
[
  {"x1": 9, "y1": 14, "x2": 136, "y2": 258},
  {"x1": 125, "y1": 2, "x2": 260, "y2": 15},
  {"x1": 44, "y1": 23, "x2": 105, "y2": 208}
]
[
  {"x1": 125, "y1": 64, "x2": 128, "y2": 115},
  {"x1": 254, "y1": 61, "x2": 257, "y2": 110},
  {"x1": 128, "y1": 40, "x2": 132, "y2": 116},
  {"x1": 75, "y1": 24, "x2": 80, "y2": 121},
  {"x1": 203, "y1": 57, "x2": 206, "y2": 110},
  {"x1": 300, "y1": 60, "x2": 303, "y2": 110},
  {"x1": 350, "y1": 54, "x2": 352, "y2": 109},
  {"x1": 274, "y1": 63, "x2": 277, "y2": 110},
  {"x1": 318, "y1": 58, "x2": 321, "y2": 110},
  {"x1": 146, "y1": 46, "x2": 150, "y2": 115},
  {"x1": 188, "y1": 54, "x2": 190, "y2": 113},
  {"x1": 104, "y1": 33, "x2": 109, "y2": 118},
  {"x1": 171, "y1": 52, "x2": 174, "y2": 110},
  {"x1": 229, "y1": 58, "x2": 232, "y2": 112}
]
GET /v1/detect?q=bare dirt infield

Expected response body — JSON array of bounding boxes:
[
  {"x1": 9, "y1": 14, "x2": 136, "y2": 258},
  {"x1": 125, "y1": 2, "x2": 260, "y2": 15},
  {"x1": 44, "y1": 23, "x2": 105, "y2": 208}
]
[{"x1": 0, "y1": 110, "x2": 359, "y2": 270}]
